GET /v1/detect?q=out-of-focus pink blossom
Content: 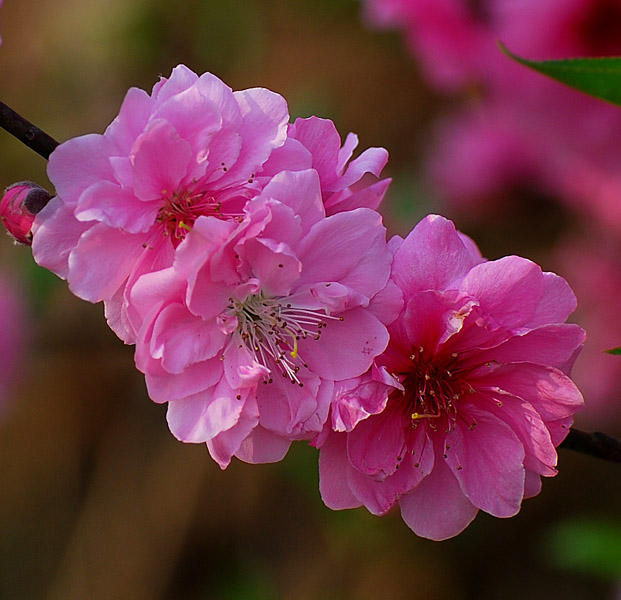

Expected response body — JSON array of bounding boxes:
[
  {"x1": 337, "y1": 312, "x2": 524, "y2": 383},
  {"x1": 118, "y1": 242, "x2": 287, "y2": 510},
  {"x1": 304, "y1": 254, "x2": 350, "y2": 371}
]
[
  {"x1": 32, "y1": 66, "x2": 390, "y2": 344},
  {"x1": 363, "y1": 0, "x2": 621, "y2": 231},
  {"x1": 1, "y1": 182, "x2": 52, "y2": 245},
  {"x1": 131, "y1": 169, "x2": 398, "y2": 469},
  {"x1": 553, "y1": 232, "x2": 621, "y2": 428},
  {"x1": 316, "y1": 215, "x2": 584, "y2": 540},
  {"x1": 362, "y1": 0, "x2": 493, "y2": 91},
  {"x1": 0, "y1": 274, "x2": 26, "y2": 417}
]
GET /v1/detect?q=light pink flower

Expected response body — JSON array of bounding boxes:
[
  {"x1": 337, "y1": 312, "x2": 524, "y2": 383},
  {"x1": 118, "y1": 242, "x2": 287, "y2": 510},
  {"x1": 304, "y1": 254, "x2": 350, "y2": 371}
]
[
  {"x1": 131, "y1": 170, "x2": 397, "y2": 469},
  {"x1": 32, "y1": 65, "x2": 290, "y2": 343},
  {"x1": 317, "y1": 215, "x2": 584, "y2": 540},
  {"x1": 32, "y1": 66, "x2": 391, "y2": 343}
]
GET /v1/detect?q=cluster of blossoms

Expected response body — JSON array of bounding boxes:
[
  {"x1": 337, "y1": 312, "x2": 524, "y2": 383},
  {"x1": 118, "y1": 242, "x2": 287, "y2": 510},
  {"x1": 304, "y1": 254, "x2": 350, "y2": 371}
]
[{"x1": 3, "y1": 66, "x2": 584, "y2": 539}]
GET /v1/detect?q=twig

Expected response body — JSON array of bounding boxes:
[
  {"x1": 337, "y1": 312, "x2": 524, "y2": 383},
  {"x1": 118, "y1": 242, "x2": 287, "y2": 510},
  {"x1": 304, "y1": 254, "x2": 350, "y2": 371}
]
[
  {"x1": 0, "y1": 101, "x2": 59, "y2": 159},
  {"x1": 560, "y1": 428, "x2": 621, "y2": 463}
]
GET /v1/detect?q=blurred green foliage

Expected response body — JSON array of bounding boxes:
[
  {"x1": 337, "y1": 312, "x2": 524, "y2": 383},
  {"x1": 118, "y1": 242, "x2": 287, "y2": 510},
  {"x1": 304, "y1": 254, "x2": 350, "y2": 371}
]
[{"x1": 545, "y1": 518, "x2": 621, "y2": 580}]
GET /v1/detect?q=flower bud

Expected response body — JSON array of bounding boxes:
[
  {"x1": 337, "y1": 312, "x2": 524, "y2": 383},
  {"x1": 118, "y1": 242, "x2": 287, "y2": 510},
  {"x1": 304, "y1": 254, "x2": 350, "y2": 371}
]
[{"x1": 0, "y1": 181, "x2": 52, "y2": 245}]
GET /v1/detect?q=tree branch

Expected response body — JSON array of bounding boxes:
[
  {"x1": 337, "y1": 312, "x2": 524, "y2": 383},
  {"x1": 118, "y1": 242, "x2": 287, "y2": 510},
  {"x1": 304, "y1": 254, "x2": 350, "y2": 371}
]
[
  {"x1": 0, "y1": 101, "x2": 59, "y2": 159},
  {"x1": 560, "y1": 428, "x2": 621, "y2": 463}
]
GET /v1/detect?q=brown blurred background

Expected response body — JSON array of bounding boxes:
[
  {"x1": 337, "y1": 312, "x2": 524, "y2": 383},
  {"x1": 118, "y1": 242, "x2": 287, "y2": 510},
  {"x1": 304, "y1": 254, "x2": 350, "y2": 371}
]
[{"x1": 0, "y1": 1, "x2": 620, "y2": 598}]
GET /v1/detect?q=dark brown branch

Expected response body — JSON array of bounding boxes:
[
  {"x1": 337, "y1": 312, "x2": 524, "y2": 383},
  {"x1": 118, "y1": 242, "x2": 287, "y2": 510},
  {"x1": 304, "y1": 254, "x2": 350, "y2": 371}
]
[
  {"x1": 560, "y1": 428, "x2": 621, "y2": 463},
  {"x1": 0, "y1": 101, "x2": 59, "y2": 159}
]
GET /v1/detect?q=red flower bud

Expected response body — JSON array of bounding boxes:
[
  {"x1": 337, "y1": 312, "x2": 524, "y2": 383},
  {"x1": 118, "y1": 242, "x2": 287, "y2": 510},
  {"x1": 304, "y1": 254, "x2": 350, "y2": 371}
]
[{"x1": 0, "y1": 181, "x2": 52, "y2": 245}]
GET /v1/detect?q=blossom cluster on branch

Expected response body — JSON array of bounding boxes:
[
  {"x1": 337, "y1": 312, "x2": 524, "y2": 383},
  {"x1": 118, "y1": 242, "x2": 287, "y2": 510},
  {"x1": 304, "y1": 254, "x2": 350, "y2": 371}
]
[{"x1": 1, "y1": 65, "x2": 585, "y2": 540}]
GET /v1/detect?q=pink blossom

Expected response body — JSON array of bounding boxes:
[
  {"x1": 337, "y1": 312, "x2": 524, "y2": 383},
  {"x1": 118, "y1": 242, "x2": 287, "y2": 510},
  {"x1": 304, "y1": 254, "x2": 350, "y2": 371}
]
[
  {"x1": 131, "y1": 169, "x2": 397, "y2": 468},
  {"x1": 32, "y1": 66, "x2": 390, "y2": 343},
  {"x1": 317, "y1": 215, "x2": 584, "y2": 540},
  {"x1": 32, "y1": 65, "x2": 290, "y2": 343}
]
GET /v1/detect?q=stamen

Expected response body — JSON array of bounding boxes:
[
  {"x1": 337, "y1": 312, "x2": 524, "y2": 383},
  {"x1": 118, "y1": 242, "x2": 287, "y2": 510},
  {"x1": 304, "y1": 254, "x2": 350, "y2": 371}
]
[{"x1": 228, "y1": 293, "x2": 342, "y2": 385}]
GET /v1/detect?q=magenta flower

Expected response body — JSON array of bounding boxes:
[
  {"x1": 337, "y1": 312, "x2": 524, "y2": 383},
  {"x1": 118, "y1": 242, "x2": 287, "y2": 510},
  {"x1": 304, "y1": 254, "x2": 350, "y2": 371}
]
[
  {"x1": 32, "y1": 65, "x2": 290, "y2": 342},
  {"x1": 317, "y1": 215, "x2": 584, "y2": 540},
  {"x1": 131, "y1": 169, "x2": 396, "y2": 468}
]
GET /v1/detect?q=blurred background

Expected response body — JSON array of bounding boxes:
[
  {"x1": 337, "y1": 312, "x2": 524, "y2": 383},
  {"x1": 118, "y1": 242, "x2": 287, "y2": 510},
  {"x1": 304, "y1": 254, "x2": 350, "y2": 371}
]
[{"x1": 0, "y1": 0, "x2": 620, "y2": 598}]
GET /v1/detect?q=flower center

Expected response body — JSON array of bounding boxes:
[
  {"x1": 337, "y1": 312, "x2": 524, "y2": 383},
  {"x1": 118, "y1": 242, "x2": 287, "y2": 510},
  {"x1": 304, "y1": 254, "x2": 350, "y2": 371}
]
[
  {"x1": 401, "y1": 347, "x2": 473, "y2": 432},
  {"x1": 229, "y1": 293, "x2": 343, "y2": 385},
  {"x1": 157, "y1": 186, "x2": 244, "y2": 244}
]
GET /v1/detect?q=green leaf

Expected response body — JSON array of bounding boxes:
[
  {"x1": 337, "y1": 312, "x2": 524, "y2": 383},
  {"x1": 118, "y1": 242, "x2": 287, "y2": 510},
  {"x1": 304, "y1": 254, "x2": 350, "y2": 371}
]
[
  {"x1": 605, "y1": 346, "x2": 621, "y2": 355},
  {"x1": 500, "y1": 42, "x2": 621, "y2": 107}
]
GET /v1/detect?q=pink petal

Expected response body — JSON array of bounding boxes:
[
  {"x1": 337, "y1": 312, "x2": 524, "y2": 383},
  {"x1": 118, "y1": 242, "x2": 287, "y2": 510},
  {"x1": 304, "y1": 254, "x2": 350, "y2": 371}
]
[
  {"x1": 256, "y1": 372, "x2": 329, "y2": 438},
  {"x1": 207, "y1": 394, "x2": 260, "y2": 469},
  {"x1": 244, "y1": 237, "x2": 301, "y2": 297},
  {"x1": 31, "y1": 198, "x2": 91, "y2": 279},
  {"x1": 215, "y1": 87, "x2": 289, "y2": 186},
  {"x1": 473, "y1": 391, "x2": 558, "y2": 476},
  {"x1": 104, "y1": 86, "x2": 155, "y2": 155},
  {"x1": 332, "y1": 146, "x2": 389, "y2": 192},
  {"x1": 346, "y1": 453, "x2": 426, "y2": 515},
  {"x1": 67, "y1": 223, "x2": 149, "y2": 302},
  {"x1": 392, "y1": 214, "x2": 482, "y2": 296},
  {"x1": 151, "y1": 64, "x2": 199, "y2": 102},
  {"x1": 346, "y1": 403, "x2": 408, "y2": 478},
  {"x1": 76, "y1": 180, "x2": 159, "y2": 233},
  {"x1": 130, "y1": 119, "x2": 192, "y2": 201},
  {"x1": 297, "y1": 208, "x2": 390, "y2": 300},
  {"x1": 399, "y1": 445, "x2": 478, "y2": 541},
  {"x1": 318, "y1": 431, "x2": 364, "y2": 510},
  {"x1": 259, "y1": 169, "x2": 325, "y2": 234},
  {"x1": 474, "y1": 324, "x2": 586, "y2": 373},
  {"x1": 324, "y1": 177, "x2": 391, "y2": 214},
  {"x1": 47, "y1": 134, "x2": 117, "y2": 204},
  {"x1": 235, "y1": 425, "x2": 292, "y2": 464},
  {"x1": 144, "y1": 357, "x2": 223, "y2": 403},
  {"x1": 473, "y1": 362, "x2": 584, "y2": 423},
  {"x1": 459, "y1": 256, "x2": 544, "y2": 328},
  {"x1": 151, "y1": 84, "x2": 222, "y2": 151},
  {"x1": 330, "y1": 370, "x2": 392, "y2": 432},
  {"x1": 289, "y1": 117, "x2": 341, "y2": 189},
  {"x1": 151, "y1": 303, "x2": 226, "y2": 373},
  {"x1": 524, "y1": 469, "x2": 543, "y2": 499},
  {"x1": 445, "y1": 407, "x2": 525, "y2": 518},
  {"x1": 297, "y1": 307, "x2": 389, "y2": 380},
  {"x1": 524, "y1": 272, "x2": 577, "y2": 327},
  {"x1": 166, "y1": 376, "x2": 248, "y2": 443}
]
